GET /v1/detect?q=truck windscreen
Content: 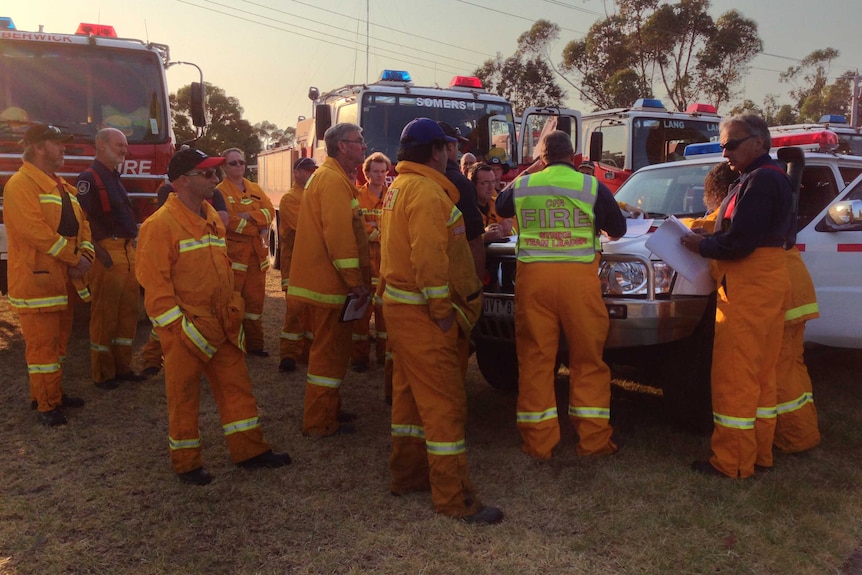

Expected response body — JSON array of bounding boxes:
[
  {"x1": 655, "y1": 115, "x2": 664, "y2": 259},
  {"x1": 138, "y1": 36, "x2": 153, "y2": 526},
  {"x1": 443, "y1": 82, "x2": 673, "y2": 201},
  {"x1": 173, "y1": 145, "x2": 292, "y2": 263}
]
[
  {"x1": 0, "y1": 42, "x2": 168, "y2": 145},
  {"x1": 360, "y1": 92, "x2": 515, "y2": 164},
  {"x1": 631, "y1": 118, "x2": 720, "y2": 172}
]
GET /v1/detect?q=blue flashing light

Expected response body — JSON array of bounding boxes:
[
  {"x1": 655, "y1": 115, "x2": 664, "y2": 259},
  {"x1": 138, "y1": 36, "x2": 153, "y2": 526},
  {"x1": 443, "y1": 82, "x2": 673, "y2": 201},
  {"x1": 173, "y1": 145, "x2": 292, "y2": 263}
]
[
  {"x1": 379, "y1": 69, "x2": 412, "y2": 83},
  {"x1": 0, "y1": 17, "x2": 16, "y2": 30},
  {"x1": 633, "y1": 98, "x2": 665, "y2": 110},
  {"x1": 684, "y1": 142, "x2": 723, "y2": 157},
  {"x1": 819, "y1": 114, "x2": 848, "y2": 125}
]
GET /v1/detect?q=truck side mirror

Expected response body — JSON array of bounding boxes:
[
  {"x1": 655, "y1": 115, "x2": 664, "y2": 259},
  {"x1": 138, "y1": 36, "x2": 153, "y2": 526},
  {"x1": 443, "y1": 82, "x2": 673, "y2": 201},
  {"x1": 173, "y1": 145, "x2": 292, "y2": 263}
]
[
  {"x1": 315, "y1": 104, "x2": 331, "y2": 142},
  {"x1": 589, "y1": 131, "x2": 603, "y2": 163},
  {"x1": 190, "y1": 82, "x2": 207, "y2": 128},
  {"x1": 557, "y1": 115, "x2": 572, "y2": 135}
]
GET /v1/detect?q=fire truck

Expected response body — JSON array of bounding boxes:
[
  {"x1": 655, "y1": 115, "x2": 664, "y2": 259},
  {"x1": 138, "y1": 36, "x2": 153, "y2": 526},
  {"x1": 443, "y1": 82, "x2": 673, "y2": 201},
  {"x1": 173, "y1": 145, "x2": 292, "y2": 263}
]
[
  {"x1": 0, "y1": 18, "x2": 206, "y2": 293},
  {"x1": 582, "y1": 98, "x2": 722, "y2": 193},
  {"x1": 260, "y1": 69, "x2": 582, "y2": 265}
]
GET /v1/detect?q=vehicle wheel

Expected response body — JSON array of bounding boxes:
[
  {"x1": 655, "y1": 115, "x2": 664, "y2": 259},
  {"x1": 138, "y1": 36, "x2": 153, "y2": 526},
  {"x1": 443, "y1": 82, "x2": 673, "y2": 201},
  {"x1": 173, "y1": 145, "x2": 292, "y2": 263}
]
[
  {"x1": 475, "y1": 339, "x2": 519, "y2": 392},
  {"x1": 659, "y1": 291, "x2": 716, "y2": 433},
  {"x1": 268, "y1": 217, "x2": 280, "y2": 270}
]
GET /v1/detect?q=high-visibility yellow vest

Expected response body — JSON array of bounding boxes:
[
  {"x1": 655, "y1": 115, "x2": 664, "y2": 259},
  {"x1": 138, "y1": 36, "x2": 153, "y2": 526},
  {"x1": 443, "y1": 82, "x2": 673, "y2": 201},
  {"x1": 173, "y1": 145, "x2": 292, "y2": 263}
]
[{"x1": 513, "y1": 164, "x2": 600, "y2": 263}]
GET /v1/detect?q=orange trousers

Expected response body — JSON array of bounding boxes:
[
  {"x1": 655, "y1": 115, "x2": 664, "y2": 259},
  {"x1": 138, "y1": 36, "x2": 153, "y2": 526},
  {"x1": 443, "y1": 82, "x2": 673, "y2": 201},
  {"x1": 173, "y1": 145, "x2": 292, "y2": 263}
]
[
  {"x1": 88, "y1": 238, "x2": 139, "y2": 382},
  {"x1": 18, "y1": 307, "x2": 74, "y2": 412},
  {"x1": 386, "y1": 303, "x2": 482, "y2": 518},
  {"x1": 709, "y1": 248, "x2": 789, "y2": 478},
  {"x1": 302, "y1": 305, "x2": 353, "y2": 436},
  {"x1": 279, "y1": 295, "x2": 310, "y2": 362},
  {"x1": 774, "y1": 322, "x2": 820, "y2": 453},
  {"x1": 515, "y1": 261, "x2": 616, "y2": 459},
  {"x1": 231, "y1": 254, "x2": 267, "y2": 352},
  {"x1": 161, "y1": 324, "x2": 270, "y2": 473}
]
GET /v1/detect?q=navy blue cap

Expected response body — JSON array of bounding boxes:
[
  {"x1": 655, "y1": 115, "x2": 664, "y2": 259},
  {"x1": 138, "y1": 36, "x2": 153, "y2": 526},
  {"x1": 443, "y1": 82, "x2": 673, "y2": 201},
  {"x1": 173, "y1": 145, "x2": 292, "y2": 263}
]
[{"x1": 400, "y1": 118, "x2": 457, "y2": 149}]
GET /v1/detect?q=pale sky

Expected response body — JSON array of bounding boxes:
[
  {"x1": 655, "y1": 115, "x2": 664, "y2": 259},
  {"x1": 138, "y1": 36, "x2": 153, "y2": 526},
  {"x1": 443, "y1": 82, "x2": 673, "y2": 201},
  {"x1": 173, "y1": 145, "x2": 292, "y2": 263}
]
[{"x1": 7, "y1": 0, "x2": 861, "y2": 131}]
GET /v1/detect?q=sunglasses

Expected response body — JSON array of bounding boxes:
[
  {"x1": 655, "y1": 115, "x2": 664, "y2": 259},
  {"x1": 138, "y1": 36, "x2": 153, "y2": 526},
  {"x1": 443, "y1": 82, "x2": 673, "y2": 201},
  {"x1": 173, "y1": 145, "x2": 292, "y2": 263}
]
[
  {"x1": 720, "y1": 135, "x2": 755, "y2": 151},
  {"x1": 185, "y1": 169, "x2": 217, "y2": 179},
  {"x1": 227, "y1": 160, "x2": 246, "y2": 166}
]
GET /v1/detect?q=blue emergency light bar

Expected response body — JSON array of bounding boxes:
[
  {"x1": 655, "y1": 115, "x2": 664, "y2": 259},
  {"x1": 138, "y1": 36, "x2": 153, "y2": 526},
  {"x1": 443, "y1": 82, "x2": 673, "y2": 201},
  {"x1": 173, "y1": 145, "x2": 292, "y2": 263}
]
[
  {"x1": 0, "y1": 17, "x2": 16, "y2": 30},
  {"x1": 379, "y1": 70, "x2": 412, "y2": 83},
  {"x1": 819, "y1": 114, "x2": 848, "y2": 125},
  {"x1": 633, "y1": 98, "x2": 666, "y2": 110},
  {"x1": 684, "y1": 142, "x2": 723, "y2": 157}
]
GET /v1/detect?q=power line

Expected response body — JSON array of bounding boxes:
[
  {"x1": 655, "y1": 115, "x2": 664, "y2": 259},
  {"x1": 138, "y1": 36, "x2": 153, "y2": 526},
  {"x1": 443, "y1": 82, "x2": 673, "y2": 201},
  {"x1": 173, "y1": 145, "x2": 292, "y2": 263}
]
[
  {"x1": 454, "y1": 0, "x2": 587, "y2": 36},
  {"x1": 540, "y1": 0, "x2": 602, "y2": 15}
]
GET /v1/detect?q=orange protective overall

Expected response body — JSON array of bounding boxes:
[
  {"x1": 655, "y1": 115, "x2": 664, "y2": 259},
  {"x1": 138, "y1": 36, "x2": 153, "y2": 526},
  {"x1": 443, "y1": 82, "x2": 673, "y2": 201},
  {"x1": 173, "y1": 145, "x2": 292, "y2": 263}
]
[
  {"x1": 352, "y1": 183, "x2": 387, "y2": 365},
  {"x1": 381, "y1": 161, "x2": 484, "y2": 518},
  {"x1": 278, "y1": 181, "x2": 310, "y2": 362},
  {"x1": 88, "y1": 238, "x2": 138, "y2": 381},
  {"x1": 217, "y1": 177, "x2": 274, "y2": 353},
  {"x1": 709, "y1": 248, "x2": 790, "y2": 477},
  {"x1": 515, "y1": 260, "x2": 616, "y2": 459},
  {"x1": 286, "y1": 157, "x2": 371, "y2": 436},
  {"x1": 4, "y1": 162, "x2": 94, "y2": 412},
  {"x1": 774, "y1": 247, "x2": 820, "y2": 453},
  {"x1": 136, "y1": 195, "x2": 270, "y2": 473}
]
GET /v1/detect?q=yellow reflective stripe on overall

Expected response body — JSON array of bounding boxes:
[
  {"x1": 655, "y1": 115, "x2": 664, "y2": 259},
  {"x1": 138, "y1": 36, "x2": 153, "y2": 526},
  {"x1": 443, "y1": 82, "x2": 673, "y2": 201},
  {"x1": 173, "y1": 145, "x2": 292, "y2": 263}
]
[
  {"x1": 776, "y1": 392, "x2": 814, "y2": 415},
  {"x1": 244, "y1": 312, "x2": 262, "y2": 321},
  {"x1": 223, "y1": 416, "x2": 261, "y2": 436},
  {"x1": 48, "y1": 236, "x2": 67, "y2": 257},
  {"x1": 28, "y1": 362, "x2": 61, "y2": 374},
  {"x1": 80, "y1": 240, "x2": 95, "y2": 254},
  {"x1": 151, "y1": 305, "x2": 182, "y2": 327},
  {"x1": 9, "y1": 295, "x2": 69, "y2": 309},
  {"x1": 756, "y1": 405, "x2": 777, "y2": 419},
  {"x1": 307, "y1": 372, "x2": 341, "y2": 389},
  {"x1": 568, "y1": 406, "x2": 611, "y2": 419},
  {"x1": 713, "y1": 412, "x2": 756, "y2": 430},
  {"x1": 421, "y1": 284, "x2": 449, "y2": 300},
  {"x1": 112, "y1": 337, "x2": 134, "y2": 346},
  {"x1": 39, "y1": 193, "x2": 62, "y2": 206},
  {"x1": 232, "y1": 261, "x2": 249, "y2": 272},
  {"x1": 90, "y1": 343, "x2": 111, "y2": 353},
  {"x1": 77, "y1": 287, "x2": 91, "y2": 300},
  {"x1": 333, "y1": 257, "x2": 359, "y2": 270},
  {"x1": 286, "y1": 285, "x2": 347, "y2": 305},
  {"x1": 178, "y1": 234, "x2": 225, "y2": 253},
  {"x1": 280, "y1": 330, "x2": 305, "y2": 341},
  {"x1": 182, "y1": 316, "x2": 217, "y2": 358},
  {"x1": 447, "y1": 205, "x2": 462, "y2": 227},
  {"x1": 260, "y1": 208, "x2": 272, "y2": 224},
  {"x1": 516, "y1": 407, "x2": 558, "y2": 424},
  {"x1": 391, "y1": 424, "x2": 426, "y2": 439},
  {"x1": 169, "y1": 436, "x2": 202, "y2": 450},
  {"x1": 426, "y1": 439, "x2": 466, "y2": 455},
  {"x1": 785, "y1": 302, "x2": 819, "y2": 322},
  {"x1": 384, "y1": 284, "x2": 426, "y2": 305}
]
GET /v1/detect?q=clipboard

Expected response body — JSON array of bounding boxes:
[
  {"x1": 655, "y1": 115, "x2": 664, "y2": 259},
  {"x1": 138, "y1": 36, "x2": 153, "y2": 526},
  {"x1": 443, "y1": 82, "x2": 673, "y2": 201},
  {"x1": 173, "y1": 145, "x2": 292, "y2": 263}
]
[{"x1": 339, "y1": 292, "x2": 370, "y2": 322}]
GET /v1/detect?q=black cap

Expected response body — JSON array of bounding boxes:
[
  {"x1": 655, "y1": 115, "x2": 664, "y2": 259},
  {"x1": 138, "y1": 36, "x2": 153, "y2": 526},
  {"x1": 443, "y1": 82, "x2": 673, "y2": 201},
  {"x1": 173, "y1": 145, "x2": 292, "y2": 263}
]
[
  {"x1": 293, "y1": 157, "x2": 317, "y2": 171},
  {"x1": 437, "y1": 121, "x2": 469, "y2": 143},
  {"x1": 167, "y1": 148, "x2": 226, "y2": 182},
  {"x1": 21, "y1": 124, "x2": 73, "y2": 146}
]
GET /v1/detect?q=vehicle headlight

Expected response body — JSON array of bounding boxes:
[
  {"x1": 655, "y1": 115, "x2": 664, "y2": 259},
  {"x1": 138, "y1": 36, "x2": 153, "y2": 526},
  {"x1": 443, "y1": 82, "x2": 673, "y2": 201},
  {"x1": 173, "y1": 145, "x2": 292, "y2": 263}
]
[{"x1": 599, "y1": 260, "x2": 673, "y2": 295}]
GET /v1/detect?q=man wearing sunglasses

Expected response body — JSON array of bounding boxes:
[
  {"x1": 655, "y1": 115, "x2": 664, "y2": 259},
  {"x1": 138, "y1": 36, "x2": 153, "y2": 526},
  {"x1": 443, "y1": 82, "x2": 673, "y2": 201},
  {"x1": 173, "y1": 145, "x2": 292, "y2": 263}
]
[
  {"x1": 136, "y1": 148, "x2": 292, "y2": 485},
  {"x1": 217, "y1": 148, "x2": 276, "y2": 358},
  {"x1": 286, "y1": 123, "x2": 371, "y2": 437},
  {"x1": 76, "y1": 128, "x2": 146, "y2": 390},
  {"x1": 5, "y1": 124, "x2": 94, "y2": 426},
  {"x1": 680, "y1": 113, "x2": 793, "y2": 479}
]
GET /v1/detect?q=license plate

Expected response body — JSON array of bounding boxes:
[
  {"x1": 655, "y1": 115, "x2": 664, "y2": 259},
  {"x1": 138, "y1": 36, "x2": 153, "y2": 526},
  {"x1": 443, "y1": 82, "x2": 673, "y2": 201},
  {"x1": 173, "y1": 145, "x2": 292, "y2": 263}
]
[{"x1": 483, "y1": 297, "x2": 514, "y2": 317}]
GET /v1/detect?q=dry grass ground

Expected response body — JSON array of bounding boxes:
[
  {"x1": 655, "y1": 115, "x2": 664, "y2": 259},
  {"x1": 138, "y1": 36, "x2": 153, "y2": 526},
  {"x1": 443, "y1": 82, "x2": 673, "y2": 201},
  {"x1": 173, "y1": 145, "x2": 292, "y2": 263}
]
[{"x1": 1, "y1": 270, "x2": 862, "y2": 575}]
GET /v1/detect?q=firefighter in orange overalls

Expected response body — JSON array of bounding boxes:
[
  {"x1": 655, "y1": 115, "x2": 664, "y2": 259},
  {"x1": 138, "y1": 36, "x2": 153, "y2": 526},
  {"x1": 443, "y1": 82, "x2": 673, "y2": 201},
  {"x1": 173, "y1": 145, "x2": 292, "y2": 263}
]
[
  {"x1": 381, "y1": 118, "x2": 502, "y2": 524},
  {"x1": 286, "y1": 123, "x2": 371, "y2": 437},
  {"x1": 5, "y1": 124, "x2": 94, "y2": 426},
  {"x1": 217, "y1": 148, "x2": 275, "y2": 357},
  {"x1": 496, "y1": 130, "x2": 626, "y2": 460},
  {"x1": 76, "y1": 128, "x2": 144, "y2": 390},
  {"x1": 136, "y1": 148, "x2": 291, "y2": 485},
  {"x1": 774, "y1": 247, "x2": 821, "y2": 453},
  {"x1": 277, "y1": 157, "x2": 317, "y2": 373},
  {"x1": 351, "y1": 152, "x2": 391, "y2": 373},
  {"x1": 681, "y1": 114, "x2": 793, "y2": 479}
]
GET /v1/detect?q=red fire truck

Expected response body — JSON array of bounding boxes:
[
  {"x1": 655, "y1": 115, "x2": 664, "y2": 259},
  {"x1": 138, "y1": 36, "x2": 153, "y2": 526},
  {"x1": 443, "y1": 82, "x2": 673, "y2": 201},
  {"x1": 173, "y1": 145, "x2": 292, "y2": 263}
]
[
  {"x1": 0, "y1": 18, "x2": 206, "y2": 293},
  {"x1": 582, "y1": 98, "x2": 722, "y2": 193}
]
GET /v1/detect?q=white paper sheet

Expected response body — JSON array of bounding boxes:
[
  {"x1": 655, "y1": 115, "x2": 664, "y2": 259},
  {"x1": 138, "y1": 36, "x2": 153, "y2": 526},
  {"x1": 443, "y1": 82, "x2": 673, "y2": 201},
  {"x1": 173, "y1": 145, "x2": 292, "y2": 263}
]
[{"x1": 644, "y1": 216, "x2": 715, "y2": 294}]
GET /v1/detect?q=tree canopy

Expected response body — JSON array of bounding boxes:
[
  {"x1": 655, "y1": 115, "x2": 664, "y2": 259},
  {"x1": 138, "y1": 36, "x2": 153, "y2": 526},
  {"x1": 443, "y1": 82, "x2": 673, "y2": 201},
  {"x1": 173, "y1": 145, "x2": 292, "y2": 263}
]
[{"x1": 170, "y1": 83, "x2": 261, "y2": 164}]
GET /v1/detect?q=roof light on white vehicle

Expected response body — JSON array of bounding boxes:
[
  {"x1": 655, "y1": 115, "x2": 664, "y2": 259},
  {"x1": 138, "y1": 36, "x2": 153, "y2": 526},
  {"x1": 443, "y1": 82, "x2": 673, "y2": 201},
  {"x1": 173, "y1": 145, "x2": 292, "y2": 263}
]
[
  {"x1": 770, "y1": 129, "x2": 840, "y2": 152},
  {"x1": 378, "y1": 69, "x2": 412, "y2": 83},
  {"x1": 683, "y1": 142, "x2": 723, "y2": 158},
  {"x1": 632, "y1": 98, "x2": 666, "y2": 111},
  {"x1": 819, "y1": 114, "x2": 849, "y2": 125}
]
